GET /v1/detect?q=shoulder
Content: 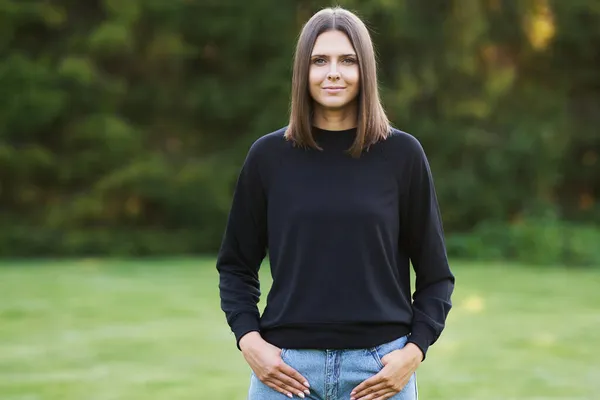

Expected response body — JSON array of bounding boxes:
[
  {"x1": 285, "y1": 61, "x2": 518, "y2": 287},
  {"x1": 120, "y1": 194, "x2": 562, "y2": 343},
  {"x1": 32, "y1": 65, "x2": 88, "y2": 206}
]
[
  {"x1": 248, "y1": 126, "x2": 288, "y2": 156},
  {"x1": 243, "y1": 126, "x2": 288, "y2": 176},
  {"x1": 379, "y1": 127, "x2": 429, "y2": 167},
  {"x1": 385, "y1": 128, "x2": 425, "y2": 155}
]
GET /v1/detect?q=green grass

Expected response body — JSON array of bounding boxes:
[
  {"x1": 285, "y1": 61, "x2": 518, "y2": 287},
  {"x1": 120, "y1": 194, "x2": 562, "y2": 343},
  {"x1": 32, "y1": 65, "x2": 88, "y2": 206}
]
[{"x1": 1, "y1": 259, "x2": 599, "y2": 399}]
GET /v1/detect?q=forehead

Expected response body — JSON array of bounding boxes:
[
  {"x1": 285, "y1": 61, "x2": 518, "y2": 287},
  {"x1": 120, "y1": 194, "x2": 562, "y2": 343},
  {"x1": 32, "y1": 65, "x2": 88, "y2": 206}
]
[{"x1": 311, "y1": 30, "x2": 355, "y2": 55}]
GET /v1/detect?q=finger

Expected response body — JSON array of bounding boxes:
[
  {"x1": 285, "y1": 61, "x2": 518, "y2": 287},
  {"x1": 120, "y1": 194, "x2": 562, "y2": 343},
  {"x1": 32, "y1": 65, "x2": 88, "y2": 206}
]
[
  {"x1": 375, "y1": 391, "x2": 398, "y2": 400},
  {"x1": 351, "y1": 375, "x2": 384, "y2": 399},
  {"x1": 365, "y1": 389, "x2": 396, "y2": 400},
  {"x1": 266, "y1": 377, "x2": 309, "y2": 398},
  {"x1": 276, "y1": 372, "x2": 311, "y2": 396},
  {"x1": 280, "y1": 362, "x2": 311, "y2": 390},
  {"x1": 263, "y1": 379, "x2": 296, "y2": 398},
  {"x1": 356, "y1": 390, "x2": 386, "y2": 400},
  {"x1": 351, "y1": 381, "x2": 389, "y2": 399}
]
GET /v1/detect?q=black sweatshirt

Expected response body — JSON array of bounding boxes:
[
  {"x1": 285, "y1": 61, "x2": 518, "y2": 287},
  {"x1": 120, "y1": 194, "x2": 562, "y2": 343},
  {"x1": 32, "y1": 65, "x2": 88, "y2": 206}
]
[{"x1": 216, "y1": 126, "x2": 454, "y2": 359}]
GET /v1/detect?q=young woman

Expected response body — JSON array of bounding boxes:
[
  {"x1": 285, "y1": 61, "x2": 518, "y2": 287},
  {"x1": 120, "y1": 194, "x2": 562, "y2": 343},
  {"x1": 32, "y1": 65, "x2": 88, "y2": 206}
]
[{"x1": 216, "y1": 6, "x2": 455, "y2": 400}]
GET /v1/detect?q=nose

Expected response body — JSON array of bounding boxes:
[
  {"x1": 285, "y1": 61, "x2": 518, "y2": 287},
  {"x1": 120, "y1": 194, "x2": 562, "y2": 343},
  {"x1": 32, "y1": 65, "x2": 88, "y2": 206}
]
[
  {"x1": 327, "y1": 62, "x2": 341, "y2": 80},
  {"x1": 327, "y1": 70, "x2": 341, "y2": 81}
]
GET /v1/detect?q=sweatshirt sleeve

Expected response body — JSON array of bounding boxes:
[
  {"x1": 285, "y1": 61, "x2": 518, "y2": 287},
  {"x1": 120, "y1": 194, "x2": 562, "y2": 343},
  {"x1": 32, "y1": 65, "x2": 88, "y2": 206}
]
[
  {"x1": 216, "y1": 142, "x2": 268, "y2": 350},
  {"x1": 402, "y1": 137, "x2": 455, "y2": 360}
]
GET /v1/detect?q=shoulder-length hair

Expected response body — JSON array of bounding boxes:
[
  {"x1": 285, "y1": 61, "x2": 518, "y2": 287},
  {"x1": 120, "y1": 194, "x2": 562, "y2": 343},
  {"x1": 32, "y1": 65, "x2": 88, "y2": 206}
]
[{"x1": 284, "y1": 7, "x2": 391, "y2": 158}]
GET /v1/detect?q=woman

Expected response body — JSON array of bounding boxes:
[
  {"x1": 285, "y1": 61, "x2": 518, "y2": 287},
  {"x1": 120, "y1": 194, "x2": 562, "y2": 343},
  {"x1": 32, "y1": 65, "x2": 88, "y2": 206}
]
[{"x1": 216, "y1": 6, "x2": 455, "y2": 400}]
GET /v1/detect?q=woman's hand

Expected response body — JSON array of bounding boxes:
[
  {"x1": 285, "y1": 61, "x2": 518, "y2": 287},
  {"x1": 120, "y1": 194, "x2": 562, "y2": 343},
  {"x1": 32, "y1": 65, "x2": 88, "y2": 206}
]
[
  {"x1": 240, "y1": 332, "x2": 311, "y2": 398},
  {"x1": 350, "y1": 343, "x2": 423, "y2": 400}
]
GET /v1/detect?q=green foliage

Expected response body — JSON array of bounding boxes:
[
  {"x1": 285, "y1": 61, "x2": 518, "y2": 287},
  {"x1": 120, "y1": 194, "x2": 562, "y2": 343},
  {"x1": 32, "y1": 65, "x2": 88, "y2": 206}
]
[
  {"x1": 0, "y1": 227, "x2": 212, "y2": 257},
  {"x1": 0, "y1": 0, "x2": 598, "y2": 259},
  {"x1": 446, "y1": 219, "x2": 600, "y2": 267}
]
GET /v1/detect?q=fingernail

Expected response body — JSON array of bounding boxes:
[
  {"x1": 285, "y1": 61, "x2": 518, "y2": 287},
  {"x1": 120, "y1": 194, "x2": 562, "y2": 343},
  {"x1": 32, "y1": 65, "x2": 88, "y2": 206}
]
[
  {"x1": 287, "y1": 393, "x2": 292, "y2": 398},
  {"x1": 304, "y1": 389, "x2": 310, "y2": 395},
  {"x1": 298, "y1": 393, "x2": 305, "y2": 398},
  {"x1": 304, "y1": 381, "x2": 310, "y2": 388}
]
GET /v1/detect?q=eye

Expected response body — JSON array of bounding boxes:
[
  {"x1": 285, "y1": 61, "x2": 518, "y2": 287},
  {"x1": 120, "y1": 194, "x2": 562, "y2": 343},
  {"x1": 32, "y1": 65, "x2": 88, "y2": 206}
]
[
  {"x1": 312, "y1": 58, "x2": 326, "y2": 65},
  {"x1": 342, "y1": 57, "x2": 357, "y2": 64}
]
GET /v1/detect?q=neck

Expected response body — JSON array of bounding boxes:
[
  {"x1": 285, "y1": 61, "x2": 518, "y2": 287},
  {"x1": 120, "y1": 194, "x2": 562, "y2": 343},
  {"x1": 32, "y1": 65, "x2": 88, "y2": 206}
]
[{"x1": 312, "y1": 103, "x2": 358, "y2": 131}]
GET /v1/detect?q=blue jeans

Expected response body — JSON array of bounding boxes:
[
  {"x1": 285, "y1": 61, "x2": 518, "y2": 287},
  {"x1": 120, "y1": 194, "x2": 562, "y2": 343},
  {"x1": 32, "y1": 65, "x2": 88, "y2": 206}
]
[{"x1": 248, "y1": 335, "x2": 418, "y2": 400}]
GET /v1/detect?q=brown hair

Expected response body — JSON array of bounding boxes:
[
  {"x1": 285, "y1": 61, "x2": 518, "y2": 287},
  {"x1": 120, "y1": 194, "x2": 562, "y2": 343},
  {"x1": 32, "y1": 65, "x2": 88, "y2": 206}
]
[{"x1": 284, "y1": 6, "x2": 391, "y2": 158}]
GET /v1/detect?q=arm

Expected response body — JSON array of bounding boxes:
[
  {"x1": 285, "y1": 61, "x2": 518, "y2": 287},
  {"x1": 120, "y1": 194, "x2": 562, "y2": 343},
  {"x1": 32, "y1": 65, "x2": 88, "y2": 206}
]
[
  {"x1": 216, "y1": 142, "x2": 312, "y2": 397},
  {"x1": 216, "y1": 143, "x2": 268, "y2": 349},
  {"x1": 402, "y1": 138, "x2": 455, "y2": 360}
]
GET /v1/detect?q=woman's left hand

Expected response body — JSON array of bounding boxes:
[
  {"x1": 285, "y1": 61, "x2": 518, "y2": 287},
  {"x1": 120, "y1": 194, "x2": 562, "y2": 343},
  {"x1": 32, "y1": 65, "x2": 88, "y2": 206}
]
[{"x1": 350, "y1": 343, "x2": 423, "y2": 400}]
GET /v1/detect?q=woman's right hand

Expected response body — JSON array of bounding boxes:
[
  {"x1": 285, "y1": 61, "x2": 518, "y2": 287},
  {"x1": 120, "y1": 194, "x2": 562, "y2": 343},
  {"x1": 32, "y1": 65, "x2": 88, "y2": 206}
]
[{"x1": 240, "y1": 331, "x2": 311, "y2": 398}]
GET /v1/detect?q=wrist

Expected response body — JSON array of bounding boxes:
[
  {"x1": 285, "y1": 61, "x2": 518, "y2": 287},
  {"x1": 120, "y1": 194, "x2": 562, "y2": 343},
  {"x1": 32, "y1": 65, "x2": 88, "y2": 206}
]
[
  {"x1": 239, "y1": 331, "x2": 262, "y2": 351},
  {"x1": 404, "y1": 342, "x2": 424, "y2": 362}
]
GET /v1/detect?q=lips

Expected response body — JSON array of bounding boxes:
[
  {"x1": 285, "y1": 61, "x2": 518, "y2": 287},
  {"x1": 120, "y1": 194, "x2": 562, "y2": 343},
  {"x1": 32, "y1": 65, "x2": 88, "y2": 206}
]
[{"x1": 323, "y1": 87, "x2": 345, "y2": 93}]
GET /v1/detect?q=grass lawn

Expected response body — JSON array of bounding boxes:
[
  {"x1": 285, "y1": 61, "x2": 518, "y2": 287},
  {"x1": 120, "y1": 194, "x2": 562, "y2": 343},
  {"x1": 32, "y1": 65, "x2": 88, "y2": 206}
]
[{"x1": 1, "y1": 258, "x2": 599, "y2": 400}]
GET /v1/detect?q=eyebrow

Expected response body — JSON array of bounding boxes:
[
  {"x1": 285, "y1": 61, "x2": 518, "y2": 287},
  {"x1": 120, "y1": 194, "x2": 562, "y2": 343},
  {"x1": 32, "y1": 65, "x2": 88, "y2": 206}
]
[{"x1": 310, "y1": 53, "x2": 357, "y2": 58}]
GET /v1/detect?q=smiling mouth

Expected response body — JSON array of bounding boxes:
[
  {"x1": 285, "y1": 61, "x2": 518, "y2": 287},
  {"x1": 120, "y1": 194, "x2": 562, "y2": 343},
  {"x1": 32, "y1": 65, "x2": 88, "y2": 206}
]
[{"x1": 323, "y1": 87, "x2": 346, "y2": 92}]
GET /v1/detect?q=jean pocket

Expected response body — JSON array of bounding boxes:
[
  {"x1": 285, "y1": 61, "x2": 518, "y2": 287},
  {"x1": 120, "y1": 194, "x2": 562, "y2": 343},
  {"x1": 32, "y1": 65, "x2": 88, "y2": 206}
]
[
  {"x1": 280, "y1": 348, "x2": 289, "y2": 362},
  {"x1": 369, "y1": 347, "x2": 385, "y2": 369},
  {"x1": 370, "y1": 335, "x2": 410, "y2": 369}
]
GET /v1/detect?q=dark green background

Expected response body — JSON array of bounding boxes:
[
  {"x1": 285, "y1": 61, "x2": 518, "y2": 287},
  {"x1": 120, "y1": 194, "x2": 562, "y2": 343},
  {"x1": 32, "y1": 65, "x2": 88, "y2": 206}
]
[{"x1": 1, "y1": 0, "x2": 598, "y2": 264}]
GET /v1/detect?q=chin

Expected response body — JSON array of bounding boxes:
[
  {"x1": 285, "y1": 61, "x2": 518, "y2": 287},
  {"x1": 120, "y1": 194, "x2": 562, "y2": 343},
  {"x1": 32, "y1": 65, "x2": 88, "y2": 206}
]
[{"x1": 316, "y1": 99, "x2": 352, "y2": 110}]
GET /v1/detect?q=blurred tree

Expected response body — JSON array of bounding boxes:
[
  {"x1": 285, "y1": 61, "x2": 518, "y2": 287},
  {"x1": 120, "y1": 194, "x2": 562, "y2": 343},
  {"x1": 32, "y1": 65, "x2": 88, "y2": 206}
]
[{"x1": 0, "y1": 0, "x2": 597, "y2": 258}]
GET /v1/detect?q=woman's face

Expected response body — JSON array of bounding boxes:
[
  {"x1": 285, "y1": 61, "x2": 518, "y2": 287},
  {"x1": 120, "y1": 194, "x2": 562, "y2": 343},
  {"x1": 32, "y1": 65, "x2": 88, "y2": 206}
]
[{"x1": 308, "y1": 30, "x2": 360, "y2": 111}]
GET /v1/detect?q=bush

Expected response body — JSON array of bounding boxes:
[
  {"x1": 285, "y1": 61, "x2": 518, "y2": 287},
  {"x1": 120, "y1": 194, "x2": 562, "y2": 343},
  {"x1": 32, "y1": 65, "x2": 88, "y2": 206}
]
[
  {"x1": 0, "y1": 227, "x2": 217, "y2": 257},
  {"x1": 446, "y1": 219, "x2": 600, "y2": 267}
]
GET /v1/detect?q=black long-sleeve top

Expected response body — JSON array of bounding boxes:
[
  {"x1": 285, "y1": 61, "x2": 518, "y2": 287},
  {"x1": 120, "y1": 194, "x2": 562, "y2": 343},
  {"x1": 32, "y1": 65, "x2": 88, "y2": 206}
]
[{"x1": 216, "y1": 126, "x2": 454, "y2": 359}]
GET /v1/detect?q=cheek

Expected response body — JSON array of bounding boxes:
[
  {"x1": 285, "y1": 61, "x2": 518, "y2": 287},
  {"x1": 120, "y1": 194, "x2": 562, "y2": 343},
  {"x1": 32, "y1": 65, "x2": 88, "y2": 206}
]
[
  {"x1": 345, "y1": 67, "x2": 360, "y2": 85},
  {"x1": 309, "y1": 67, "x2": 325, "y2": 85}
]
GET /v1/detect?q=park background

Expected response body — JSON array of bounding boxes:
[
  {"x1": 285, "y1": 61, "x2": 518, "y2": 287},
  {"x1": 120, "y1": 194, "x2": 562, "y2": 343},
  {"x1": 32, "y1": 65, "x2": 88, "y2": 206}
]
[{"x1": 1, "y1": 0, "x2": 599, "y2": 399}]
